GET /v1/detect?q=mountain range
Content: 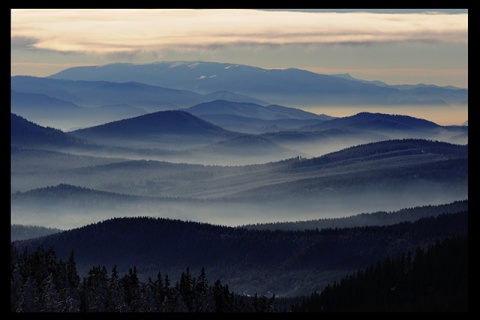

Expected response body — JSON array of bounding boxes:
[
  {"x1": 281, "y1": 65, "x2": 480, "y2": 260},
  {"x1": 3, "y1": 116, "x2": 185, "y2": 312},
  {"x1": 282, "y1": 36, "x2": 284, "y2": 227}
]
[
  {"x1": 11, "y1": 111, "x2": 468, "y2": 228},
  {"x1": 10, "y1": 60, "x2": 469, "y2": 309},
  {"x1": 11, "y1": 61, "x2": 468, "y2": 133},
  {"x1": 48, "y1": 61, "x2": 468, "y2": 107},
  {"x1": 11, "y1": 75, "x2": 267, "y2": 130},
  {"x1": 67, "y1": 108, "x2": 468, "y2": 163},
  {"x1": 183, "y1": 99, "x2": 333, "y2": 133}
]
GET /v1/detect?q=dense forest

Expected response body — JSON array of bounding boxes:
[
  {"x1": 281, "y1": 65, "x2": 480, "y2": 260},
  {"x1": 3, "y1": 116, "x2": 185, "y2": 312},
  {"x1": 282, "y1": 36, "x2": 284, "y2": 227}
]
[
  {"x1": 291, "y1": 235, "x2": 468, "y2": 312},
  {"x1": 13, "y1": 211, "x2": 467, "y2": 298},
  {"x1": 11, "y1": 234, "x2": 468, "y2": 312},
  {"x1": 10, "y1": 245, "x2": 276, "y2": 312}
]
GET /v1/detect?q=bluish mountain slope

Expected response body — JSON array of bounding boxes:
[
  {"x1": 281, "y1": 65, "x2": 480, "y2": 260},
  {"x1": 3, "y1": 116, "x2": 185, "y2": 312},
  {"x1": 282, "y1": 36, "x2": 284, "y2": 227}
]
[{"x1": 48, "y1": 61, "x2": 467, "y2": 106}]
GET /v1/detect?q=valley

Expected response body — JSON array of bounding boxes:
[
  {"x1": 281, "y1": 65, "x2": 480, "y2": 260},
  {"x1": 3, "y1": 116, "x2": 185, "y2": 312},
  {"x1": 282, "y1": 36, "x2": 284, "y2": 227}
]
[{"x1": 10, "y1": 60, "x2": 468, "y2": 311}]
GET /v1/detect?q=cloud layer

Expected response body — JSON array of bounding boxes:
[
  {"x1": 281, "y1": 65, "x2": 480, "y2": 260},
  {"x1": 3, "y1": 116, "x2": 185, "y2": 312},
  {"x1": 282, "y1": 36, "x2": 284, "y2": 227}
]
[{"x1": 11, "y1": 9, "x2": 468, "y2": 56}]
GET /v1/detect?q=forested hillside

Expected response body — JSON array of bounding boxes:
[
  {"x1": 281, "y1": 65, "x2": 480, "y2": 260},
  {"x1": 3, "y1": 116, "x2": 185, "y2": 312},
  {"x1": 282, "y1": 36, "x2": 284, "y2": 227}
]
[
  {"x1": 241, "y1": 200, "x2": 468, "y2": 231},
  {"x1": 290, "y1": 235, "x2": 468, "y2": 312},
  {"x1": 13, "y1": 211, "x2": 468, "y2": 298}
]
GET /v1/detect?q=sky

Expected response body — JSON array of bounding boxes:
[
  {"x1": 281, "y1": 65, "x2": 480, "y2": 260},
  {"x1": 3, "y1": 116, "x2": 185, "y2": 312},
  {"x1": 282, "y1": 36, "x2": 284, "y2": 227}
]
[{"x1": 11, "y1": 9, "x2": 468, "y2": 88}]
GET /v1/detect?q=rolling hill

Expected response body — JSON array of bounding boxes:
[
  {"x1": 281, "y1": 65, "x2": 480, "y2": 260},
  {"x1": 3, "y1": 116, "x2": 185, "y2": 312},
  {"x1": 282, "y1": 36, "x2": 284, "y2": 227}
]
[
  {"x1": 68, "y1": 110, "x2": 239, "y2": 148},
  {"x1": 11, "y1": 113, "x2": 91, "y2": 148},
  {"x1": 301, "y1": 112, "x2": 441, "y2": 132},
  {"x1": 11, "y1": 74, "x2": 279, "y2": 130},
  {"x1": 11, "y1": 138, "x2": 468, "y2": 229},
  {"x1": 11, "y1": 76, "x2": 207, "y2": 110},
  {"x1": 11, "y1": 89, "x2": 148, "y2": 131},
  {"x1": 11, "y1": 224, "x2": 63, "y2": 241},
  {"x1": 184, "y1": 100, "x2": 333, "y2": 133},
  {"x1": 293, "y1": 112, "x2": 468, "y2": 147},
  {"x1": 195, "y1": 134, "x2": 303, "y2": 161},
  {"x1": 240, "y1": 199, "x2": 468, "y2": 231},
  {"x1": 185, "y1": 100, "x2": 325, "y2": 121}
]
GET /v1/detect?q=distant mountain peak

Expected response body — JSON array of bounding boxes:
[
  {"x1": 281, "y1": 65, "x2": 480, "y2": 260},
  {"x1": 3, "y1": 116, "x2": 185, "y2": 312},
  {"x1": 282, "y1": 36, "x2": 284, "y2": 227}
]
[
  {"x1": 69, "y1": 109, "x2": 238, "y2": 142},
  {"x1": 332, "y1": 73, "x2": 354, "y2": 79}
]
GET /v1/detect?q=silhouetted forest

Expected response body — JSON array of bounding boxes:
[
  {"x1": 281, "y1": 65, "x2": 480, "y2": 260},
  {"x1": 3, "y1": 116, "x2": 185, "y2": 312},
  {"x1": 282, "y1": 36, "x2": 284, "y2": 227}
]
[
  {"x1": 290, "y1": 235, "x2": 468, "y2": 312},
  {"x1": 10, "y1": 245, "x2": 276, "y2": 312},
  {"x1": 11, "y1": 234, "x2": 468, "y2": 312}
]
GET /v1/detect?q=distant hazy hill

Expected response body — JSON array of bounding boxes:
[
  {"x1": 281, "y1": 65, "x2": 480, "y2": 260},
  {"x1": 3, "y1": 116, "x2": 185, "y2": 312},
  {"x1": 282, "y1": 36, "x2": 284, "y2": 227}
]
[
  {"x1": 11, "y1": 76, "x2": 206, "y2": 110},
  {"x1": 186, "y1": 100, "x2": 324, "y2": 121},
  {"x1": 11, "y1": 89, "x2": 88, "y2": 114},
  {"x1": 10, "y1": 146, "x2": 130, "y2": 193},
  {"x1": 11, "y1": 224, "x2": 62, "y2": 241},
  {"x1": 10, "y1": 183, "x2": 179, "y2": 229},
  {"x1": 260, "y1": 128, "x2": 383, "y2": 143},
  {"x1": 69, "y1": 110, "x2": 238, "y2": 147},
  {"x1": 11, "y1": 74, "x2": 277, "y2": 130},
  {"x1": 204, "y1": 90, "x2": 268, "y2": 105},
  {"x1": 293, "y1": 138, "x2": 468, "y2": 165},
  {"x1": 11, "y1": 89, "x2": 147, "y2": 130},
  {"x1": 197, "y1": 134, "x2": 301, "y2": 160},
  {"x1": 11, "y1": 113, "x2": 90, "y2": 148},
  {"x1": 48, "y1": 61, "x2": 468, "y2": 107},
  {"x1": 12, "y1": 138, "x2": 468, "y2": 229},
  {"x1": 240, "y1": 199, "x2": 468, "y2": 231},
  {"x1": 13, "y1": 211, "x2": 468, "y2": 297},
  {"x1": 295, "y1": 112, "x2": 468, "y2": 146},
  {"x1": 301, "y1": 112, "x2": 441, "y2": 132},
  {"x1": 185, "y1": 100, "x2": 333, "y2": 133},
  {"x1": 227, "y1": 138, "x2": 468, "y2": 207},
  {"x1": 13, "y1": 183, "x2": 132, "y2": 200}
]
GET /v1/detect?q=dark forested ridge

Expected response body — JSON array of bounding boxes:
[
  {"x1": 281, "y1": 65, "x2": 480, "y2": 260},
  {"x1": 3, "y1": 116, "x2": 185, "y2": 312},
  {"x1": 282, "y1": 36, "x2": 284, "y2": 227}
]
[
  {"x1": 290, "y1": 235, "x2": 468, "y2": 312},
  {"x1": 240, "y1": 199, "x2": 468, "y2": 231},
  {"x1": 10, "y1": 234, "x2": 468, "y2": 312},
  {"x1": 13, "y1": 211, "x2": 468, "y2": 298}
]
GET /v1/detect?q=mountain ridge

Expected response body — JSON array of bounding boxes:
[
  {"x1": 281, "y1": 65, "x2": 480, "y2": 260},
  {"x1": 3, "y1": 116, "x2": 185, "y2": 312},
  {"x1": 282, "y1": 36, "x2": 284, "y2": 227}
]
[
  {"x1": 185, "y1": 99, "x2": 324, "y2": 121},
  {"x1": 13, "y1": 210, "x2": 468, "y2": 297},
  {"x1": 12, "y1": 138, "x2": 468, "y2": 229},
  {"x1": 47, "y1": 61, "x2": 468, "y2": 107},
  {"x1": 11, "y1": 113, "x2": 91, "y2": 148},
  {"x1": 69, "y1": 110, "x2": 239, "y2": 145}
]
